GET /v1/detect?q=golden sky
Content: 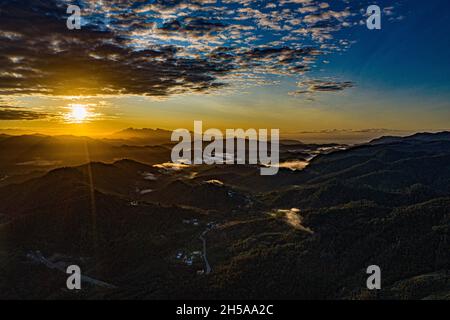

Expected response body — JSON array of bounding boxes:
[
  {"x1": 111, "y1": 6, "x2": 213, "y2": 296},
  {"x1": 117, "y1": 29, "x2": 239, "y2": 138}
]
[{"x1": 1, "y1": 1, "x2": 449, "y2": 143}]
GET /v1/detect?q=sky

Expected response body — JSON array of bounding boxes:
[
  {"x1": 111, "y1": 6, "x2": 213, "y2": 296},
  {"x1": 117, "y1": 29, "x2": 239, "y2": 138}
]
[{"x1": 0, "y1": 0, "x2": 449, "y2": 141}]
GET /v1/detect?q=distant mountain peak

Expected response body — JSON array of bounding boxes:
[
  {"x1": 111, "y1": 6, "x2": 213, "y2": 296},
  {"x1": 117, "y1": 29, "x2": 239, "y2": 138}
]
[
  {"x1": 369, "y1": 131, "x2": 450, "y2": 145},
  {"x1": 106, "y1": 128, "x2": 174, "y2": 146},
  {"x1": 114, "y1": 127, "x2": 171, "y2": 136}
]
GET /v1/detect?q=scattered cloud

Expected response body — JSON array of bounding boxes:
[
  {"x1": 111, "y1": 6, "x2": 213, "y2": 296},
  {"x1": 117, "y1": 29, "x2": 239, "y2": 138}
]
[
  {"x1": 0, "y1": 0, "x2": 382, "y2": 98},
  {"x1": 277, "y1": 160, "x2": 310, "y2": 171},
  {"x1": 153, "y1": 162, "x2": 191, "y2": 171},
  {"x1": 204, "y1": 179, "x2": 224, "y2": 186},
  {"x1": 290, "y1": 79, "x2": 354, "y2": 97},
  {"x1": 0, "y1": 105, "x2": 49, "y2": 120},
  {"x1": 272, "y1": 208, "x2": 314, "y2": 234},
  {"x1": 16, "y1": 159, "x2": 63, "y2": 166}
]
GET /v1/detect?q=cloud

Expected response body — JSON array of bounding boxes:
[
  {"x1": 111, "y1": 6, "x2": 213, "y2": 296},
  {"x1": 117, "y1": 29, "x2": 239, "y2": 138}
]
[
  {"x1": 16, "y1": 159, "x2": 63, "y2": 166},
  {"x1": 291, "y1": 79, "x2": 354, "y2": 96},
  {"x1": 305, "y1": 80, "x2": 354, "y2": 92},
  {"x1": 0, "y1": 105, "x2": 49, "y2": 120},
  {"x1": 0, "y1": 1, "x2": 230, "y2": 96},
  {"x1": 277, "y1": 160, "x2": 310, "y2": 171},
  {"x1": 272, "y1": 208, "x2": 314, "y2": 233},
  {"x1": 153, "y1": 162, "x2": 191, "y2": 171},
  {"x1": 0, "y1": 0, "x2": 385, "y2": 98}
]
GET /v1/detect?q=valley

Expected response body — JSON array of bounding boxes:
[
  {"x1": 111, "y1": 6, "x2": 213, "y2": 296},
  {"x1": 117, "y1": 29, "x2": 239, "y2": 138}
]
[{"x1": 0, "y1": 131, "x2": 449, "y2": 299}]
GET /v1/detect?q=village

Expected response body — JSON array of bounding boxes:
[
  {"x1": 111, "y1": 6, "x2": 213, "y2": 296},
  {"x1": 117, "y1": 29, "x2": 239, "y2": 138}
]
[{"x1": 175, "y1": 219, "x2": 219, "y2": 276}]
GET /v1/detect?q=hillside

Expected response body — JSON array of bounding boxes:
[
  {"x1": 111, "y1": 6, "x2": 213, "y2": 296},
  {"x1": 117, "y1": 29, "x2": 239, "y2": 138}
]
[{"x1": 0, "y1": 131, "x2": 449, "y2": 299}]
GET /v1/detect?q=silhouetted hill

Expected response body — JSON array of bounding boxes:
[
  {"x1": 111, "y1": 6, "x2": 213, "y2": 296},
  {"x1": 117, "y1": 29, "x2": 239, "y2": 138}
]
[
  {"x1": 144, "y1": 179, "x2": 250, "y2": 212},
  {"x1": 0, "y1": 131, "x2": 449, "y2": 300},
  {"x1": 105, "y1": 128, "x2": 173, "y2": 146},
  {"x1": 369, "y1": 131, "x2": 450, "y2": 145},
  {"x1": 0, "y1": 134, "x2": 173, "y2": 178}
]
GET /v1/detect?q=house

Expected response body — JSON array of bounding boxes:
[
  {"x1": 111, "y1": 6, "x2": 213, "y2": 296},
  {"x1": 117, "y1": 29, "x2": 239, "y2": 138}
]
[{"x1": 207, "y1": 222, "x2": 218, "y2": 229}]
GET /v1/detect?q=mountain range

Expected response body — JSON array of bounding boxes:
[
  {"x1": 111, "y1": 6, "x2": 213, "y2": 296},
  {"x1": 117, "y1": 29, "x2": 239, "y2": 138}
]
[{"x1": 0, "y1": 131, "x2": 449, "y2": 299}]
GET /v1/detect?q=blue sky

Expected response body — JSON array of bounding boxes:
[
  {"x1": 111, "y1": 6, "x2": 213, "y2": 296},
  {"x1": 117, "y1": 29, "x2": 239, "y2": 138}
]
[{"x1": 330, "y1": 0, "x2": 450, "y2": 95}]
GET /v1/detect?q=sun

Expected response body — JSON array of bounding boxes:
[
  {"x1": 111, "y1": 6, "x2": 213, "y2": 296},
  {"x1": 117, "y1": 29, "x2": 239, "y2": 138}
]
[{"x1": 66, "y1": 104, "x2": 89, "y2": 123}]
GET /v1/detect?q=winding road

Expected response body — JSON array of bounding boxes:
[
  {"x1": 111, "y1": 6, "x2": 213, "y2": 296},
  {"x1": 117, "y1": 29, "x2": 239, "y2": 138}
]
[
  {"x1": 199, "y1": 229, "x2": 212, "y2": 274},
  {"x1": 27, "y1": 251, "x2": 117, "y2": 289}
]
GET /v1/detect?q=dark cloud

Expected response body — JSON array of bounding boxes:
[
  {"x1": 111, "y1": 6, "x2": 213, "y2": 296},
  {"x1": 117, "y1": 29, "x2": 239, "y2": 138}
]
[
  {"x1": 0, "y1": 0, "x2": 367, "y2": 97},
  {"x1": 0, "y1": 106, "x2": 48, "y2": 120},
  {"x1": 307, "y1": 80, "x2": 354, "y2": 92},
  {"x1": 158, "y1": 18, "x2": 226, "y2": 37},
  {"x1": 292, "y1": 80, "x2": 354, "y2": 96},
  {"x1": 0, "y1": 0, "x2": 231, "y2": 96}
]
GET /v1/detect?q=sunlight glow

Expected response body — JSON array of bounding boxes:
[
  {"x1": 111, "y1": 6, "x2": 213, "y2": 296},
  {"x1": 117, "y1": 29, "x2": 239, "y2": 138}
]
[{"x1": 66, "y1": 104, "x2": 90, "y2": 123}]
